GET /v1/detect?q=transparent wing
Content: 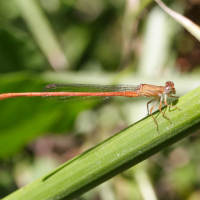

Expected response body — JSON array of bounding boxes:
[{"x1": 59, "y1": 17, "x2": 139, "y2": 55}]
[{"x1": 42, "y1": 83, "x2": 138, "y2": 102}]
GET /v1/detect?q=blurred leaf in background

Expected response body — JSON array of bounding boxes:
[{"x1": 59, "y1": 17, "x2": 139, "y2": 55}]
[{"x1": 0, "y1": 0, "x2": 200, "y2": 199}]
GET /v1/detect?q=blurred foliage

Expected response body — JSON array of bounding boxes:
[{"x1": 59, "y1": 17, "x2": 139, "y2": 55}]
[{"x1": 0, "y1": 0, "x2": 200, "y2": 199}]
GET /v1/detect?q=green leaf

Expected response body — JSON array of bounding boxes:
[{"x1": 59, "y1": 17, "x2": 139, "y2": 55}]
[{"x1": 3, "y1": 86, "x2": 200, "y2": 200}]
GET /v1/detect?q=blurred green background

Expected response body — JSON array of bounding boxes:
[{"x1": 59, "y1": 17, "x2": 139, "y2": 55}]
[{"x1": 0, "y1": 0, "x2": 200, "y2": 199}]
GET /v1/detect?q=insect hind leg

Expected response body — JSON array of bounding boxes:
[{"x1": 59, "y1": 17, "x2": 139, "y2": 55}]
[
  {"x1": 149, "y1": 98, "x2": 159, "y2": 131},
  {"x1": 159, "y1": 95, "x2": 172, "y2": 123},
  {"x1": 147, "y1": 98, "x2": 157, "y2": 116}
]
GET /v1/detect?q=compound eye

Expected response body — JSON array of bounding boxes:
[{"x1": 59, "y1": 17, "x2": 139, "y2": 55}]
[{"x1": 165, "y1": 86, "x2": 172, "y2": 94}]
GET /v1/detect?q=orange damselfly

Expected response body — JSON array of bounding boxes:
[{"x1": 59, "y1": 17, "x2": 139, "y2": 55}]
[{"x1": 0, "y1": 81, "x2": 179, "y2": 130}]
